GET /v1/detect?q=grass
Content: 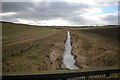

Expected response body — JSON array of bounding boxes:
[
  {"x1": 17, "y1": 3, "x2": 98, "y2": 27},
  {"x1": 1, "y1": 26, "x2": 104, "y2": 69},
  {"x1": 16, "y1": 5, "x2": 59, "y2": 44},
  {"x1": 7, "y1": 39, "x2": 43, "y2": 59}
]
[
  {"x1": 3, "y1": 67, "x2": 119, "y2": 76},
  {"x1": 2, "y1": 22, "x2": 67, "y2": 73},
  {"x1": 70, "y1": 26, "x2": 119, "y2": 69},
  {"x1": 2, "y1": 22, "x2": 59, "y2": 55},
  {"x1": 2, "y1": 22, "x2": 57, "y2": 45},
  {"x1": 2, "y1": 22, "x2": 119, "y2": 75}
]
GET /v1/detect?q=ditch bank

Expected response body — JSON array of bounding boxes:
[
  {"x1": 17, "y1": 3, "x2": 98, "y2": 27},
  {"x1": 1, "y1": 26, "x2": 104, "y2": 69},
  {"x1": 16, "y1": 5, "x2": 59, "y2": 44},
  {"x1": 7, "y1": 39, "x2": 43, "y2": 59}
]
[
  {"x1": 3, "y1": 30, "x2": 67, "y2": 72},
  {"x1": 70, "y1": 29, "x2": 119, "y2": 69},
  {"x1": 70, "y1": 30, "x2": 88, "y2": 69}
]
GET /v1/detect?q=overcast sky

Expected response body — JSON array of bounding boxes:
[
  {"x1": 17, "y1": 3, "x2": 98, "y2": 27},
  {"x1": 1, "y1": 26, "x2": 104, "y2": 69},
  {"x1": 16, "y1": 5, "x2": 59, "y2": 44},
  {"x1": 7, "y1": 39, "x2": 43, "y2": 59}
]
[{"x1": 1, "y1": 0, "x2": 119, "y2": 26}]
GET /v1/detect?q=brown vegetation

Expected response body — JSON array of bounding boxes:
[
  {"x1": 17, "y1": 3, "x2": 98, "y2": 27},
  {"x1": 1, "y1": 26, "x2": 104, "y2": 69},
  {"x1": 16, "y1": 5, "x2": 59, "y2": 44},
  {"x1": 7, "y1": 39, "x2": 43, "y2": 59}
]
[
  {"x1": 2, "y1": 22, "x2": 67, "y2": 73},
  {"x1": 2, "y1": 22, "x2": 119, "y2": 74},
  {"x1": 70, "y1": 26, "x2": 119, "y2": 69}
]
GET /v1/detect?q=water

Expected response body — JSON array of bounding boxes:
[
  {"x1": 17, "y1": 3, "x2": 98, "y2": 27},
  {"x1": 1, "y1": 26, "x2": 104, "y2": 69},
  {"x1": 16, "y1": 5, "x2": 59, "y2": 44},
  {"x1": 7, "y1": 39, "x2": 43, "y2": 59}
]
[{"x1": 63, "y1": 31, "x2": 79, "y2": 70}]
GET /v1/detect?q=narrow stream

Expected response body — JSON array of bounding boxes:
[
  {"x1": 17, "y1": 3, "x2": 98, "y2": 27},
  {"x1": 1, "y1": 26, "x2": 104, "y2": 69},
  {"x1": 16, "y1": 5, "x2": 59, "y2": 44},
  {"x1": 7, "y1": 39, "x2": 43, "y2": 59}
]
[{"x1": 63, "y1": 31, "x2": 79, "y2": 70}]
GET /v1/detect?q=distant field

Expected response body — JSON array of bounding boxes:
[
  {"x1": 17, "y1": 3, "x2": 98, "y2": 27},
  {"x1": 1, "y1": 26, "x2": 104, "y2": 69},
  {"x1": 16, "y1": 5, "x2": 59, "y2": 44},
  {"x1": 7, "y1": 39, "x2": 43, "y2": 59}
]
[
  {"x1": 3, "y1": 22, "x2": 58, "y2": 45},
  {"x1": 2, "y1": 22, "x2": 62, "y2": 54},
  {"x1": 78, "y1": 27, "x2": 119, "y2": 40}
]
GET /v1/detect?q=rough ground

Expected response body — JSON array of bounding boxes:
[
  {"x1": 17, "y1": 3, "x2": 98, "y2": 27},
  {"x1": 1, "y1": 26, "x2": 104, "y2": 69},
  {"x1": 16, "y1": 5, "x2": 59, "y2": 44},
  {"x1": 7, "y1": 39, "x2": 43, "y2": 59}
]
[
  {"x1": 2, "y1": 22, "x2": 119, "y2": 73},
  {"x1": 70, "y1": 27, "x2": 119, "y2": 69},
  {"x1": 2, "y1": 22, "x2": 67, "y2": 72}
]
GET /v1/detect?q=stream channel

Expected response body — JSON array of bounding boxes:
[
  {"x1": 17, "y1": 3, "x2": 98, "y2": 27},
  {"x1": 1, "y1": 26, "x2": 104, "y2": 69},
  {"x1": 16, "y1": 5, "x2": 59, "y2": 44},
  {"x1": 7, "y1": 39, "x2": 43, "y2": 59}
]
[{"x1": 62, "y1": 31, "x2": 79, "y2": 70}]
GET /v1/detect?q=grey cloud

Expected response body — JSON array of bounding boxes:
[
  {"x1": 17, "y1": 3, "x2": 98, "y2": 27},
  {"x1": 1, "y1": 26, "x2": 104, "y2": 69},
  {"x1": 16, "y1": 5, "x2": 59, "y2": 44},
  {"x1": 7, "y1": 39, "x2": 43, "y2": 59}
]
[
  {"x1": 2, "y1": 2, "x2": 89, "y2": 21},
  {"x1": 103, "y1": 14, "x2": 118, "y2": 25},
  {"x1": 2, "y1": 2, "x2": 33, "y2": 13},
  {"x1": 2, "y1": 2, "x2": 118, "y2": 25},
  {"x1": 2, "y1": 14, "x2": 18, "y2": 22},
  {"x1": 66, "y1": 15, "x2": 88, "y2": 25}
]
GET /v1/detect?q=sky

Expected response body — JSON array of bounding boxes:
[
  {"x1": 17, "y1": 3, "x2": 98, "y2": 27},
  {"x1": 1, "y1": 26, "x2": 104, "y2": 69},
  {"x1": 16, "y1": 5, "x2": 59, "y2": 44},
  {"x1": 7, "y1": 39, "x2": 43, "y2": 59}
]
[{"x1": 1, "y1": 0, "x2": 119, "y2": 26}]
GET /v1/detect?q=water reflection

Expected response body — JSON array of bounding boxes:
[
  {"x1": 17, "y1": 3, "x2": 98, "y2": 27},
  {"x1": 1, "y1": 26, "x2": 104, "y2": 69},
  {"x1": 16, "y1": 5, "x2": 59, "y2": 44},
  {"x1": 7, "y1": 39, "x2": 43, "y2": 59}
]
[{"x1": 63, "y1": 31, "x2": 79, "y2": 70}]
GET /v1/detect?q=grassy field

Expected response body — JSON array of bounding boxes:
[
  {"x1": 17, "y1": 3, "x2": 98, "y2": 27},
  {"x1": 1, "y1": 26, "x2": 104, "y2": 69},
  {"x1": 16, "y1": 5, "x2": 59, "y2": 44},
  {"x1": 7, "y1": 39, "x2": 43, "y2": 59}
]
[
  {"x1": 2, "y1": 22, "x2": 119, "y2": 75},
  {"x1": 2, "y1": 22, "x2": 67, "y2": 72},
  {"x1": 70, "y1": 26, "x2": 119, "y2": 69}
]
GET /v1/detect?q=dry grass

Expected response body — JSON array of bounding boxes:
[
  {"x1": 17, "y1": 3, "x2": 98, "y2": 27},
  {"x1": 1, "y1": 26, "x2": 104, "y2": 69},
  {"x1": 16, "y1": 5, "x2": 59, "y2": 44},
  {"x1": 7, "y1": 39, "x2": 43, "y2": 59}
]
[
  {"x1": 2, "y1": 22, "x2": 67, "y2": 73},
  {"x1": 70, "y1": 26, "x2": 119, "y2": 69},
  {"x1": 2, "y1": 22, "x2": 119, "y2": 75}
]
